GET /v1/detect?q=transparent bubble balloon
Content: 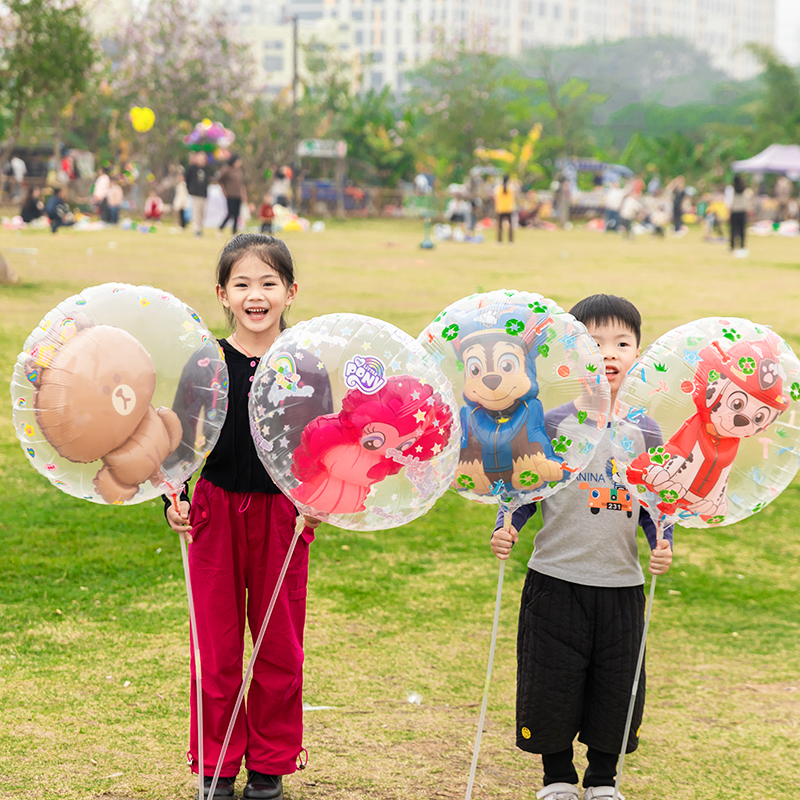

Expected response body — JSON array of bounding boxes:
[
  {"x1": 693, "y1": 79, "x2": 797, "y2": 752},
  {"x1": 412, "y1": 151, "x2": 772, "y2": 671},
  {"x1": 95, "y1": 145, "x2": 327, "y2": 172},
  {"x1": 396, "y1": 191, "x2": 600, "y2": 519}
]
[
  {"x1": 611, "y1": 317, "x2": 800, "y2": 530},
  {"x1": 10, "y1": 283, "x2": 228, "y2": 504},
  {"x1": 418, "y1": 290, "x2": 611, "y2": 513},
  {"x1": 249, "y1": 313, "x2": 460, "y2": 530}
]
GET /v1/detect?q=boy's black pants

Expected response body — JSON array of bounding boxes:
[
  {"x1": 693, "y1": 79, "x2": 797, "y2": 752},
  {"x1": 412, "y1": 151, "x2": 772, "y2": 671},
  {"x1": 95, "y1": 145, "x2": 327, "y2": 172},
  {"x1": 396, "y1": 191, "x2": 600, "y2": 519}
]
[
  {"x1": 543, "y1": 744, "x2": 619, "y2": 787},
  {"x1": 516, "y1": 570, "x2": 646, "y2": 758}
]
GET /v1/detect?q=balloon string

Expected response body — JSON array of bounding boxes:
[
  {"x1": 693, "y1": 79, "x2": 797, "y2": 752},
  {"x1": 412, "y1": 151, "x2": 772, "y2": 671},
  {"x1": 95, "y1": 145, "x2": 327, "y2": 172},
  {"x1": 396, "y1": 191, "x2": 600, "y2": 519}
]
[
  {"x1": 174, "y1": 492, "x2": 204, "y2": 800},
  {"x1": 465, "y1": 551, "x2": 506, "y2": 799},
  {"x1": 208, "y1": 517, "x2": 305, "y2": 800},
  {"x1": 614, "y1": 569, "x2": 658, "y2": 800}
]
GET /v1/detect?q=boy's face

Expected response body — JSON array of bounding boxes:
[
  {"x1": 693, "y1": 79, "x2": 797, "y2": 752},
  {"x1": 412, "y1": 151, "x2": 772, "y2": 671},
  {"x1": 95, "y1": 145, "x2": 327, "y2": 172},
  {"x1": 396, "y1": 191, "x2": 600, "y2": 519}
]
[{"x1": 584, "y1": 319, "x2": 639, "y2": 399}]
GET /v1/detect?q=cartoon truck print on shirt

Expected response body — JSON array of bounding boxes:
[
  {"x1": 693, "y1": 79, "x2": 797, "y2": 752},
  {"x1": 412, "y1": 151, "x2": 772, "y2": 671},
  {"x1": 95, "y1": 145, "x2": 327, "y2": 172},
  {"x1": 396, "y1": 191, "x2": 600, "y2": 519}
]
[{"x1": 579, "y1": 482, "x2": 633, "y2": 517}]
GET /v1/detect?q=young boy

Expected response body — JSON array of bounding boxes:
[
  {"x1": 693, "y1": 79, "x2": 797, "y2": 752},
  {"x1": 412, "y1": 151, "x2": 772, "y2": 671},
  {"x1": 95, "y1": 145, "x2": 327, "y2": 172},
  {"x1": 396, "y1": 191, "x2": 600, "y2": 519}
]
[{"x1": 491, "y1": 294, "x2": 673, "y2": 800}]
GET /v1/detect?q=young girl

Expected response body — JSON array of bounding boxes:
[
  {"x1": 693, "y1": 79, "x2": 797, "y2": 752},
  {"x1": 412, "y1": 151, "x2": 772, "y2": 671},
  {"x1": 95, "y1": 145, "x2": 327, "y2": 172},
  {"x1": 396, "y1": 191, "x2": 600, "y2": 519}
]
[{"x1": 166, "y1": 233, "x2": 318, "y2": 800}]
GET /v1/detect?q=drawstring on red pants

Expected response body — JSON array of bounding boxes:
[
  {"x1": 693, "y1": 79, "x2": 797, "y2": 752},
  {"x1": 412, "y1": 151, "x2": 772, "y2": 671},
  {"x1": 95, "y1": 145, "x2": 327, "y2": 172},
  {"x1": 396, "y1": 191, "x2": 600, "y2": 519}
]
[
  {"x1": 297, "y1": 748, "x2": 309, "y2": 770},
  {"x1": 238, "y1": 493, "x2": 252, "y2": 513}
]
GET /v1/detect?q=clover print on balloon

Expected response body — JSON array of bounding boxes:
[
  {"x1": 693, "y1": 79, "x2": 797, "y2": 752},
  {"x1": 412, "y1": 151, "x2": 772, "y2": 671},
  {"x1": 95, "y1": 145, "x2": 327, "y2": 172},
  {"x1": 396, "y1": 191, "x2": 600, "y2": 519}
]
[
  {"x1": 505, "y1": 318, "x2": 525, "y2": 336},
  {"x1": 442, "y1": 324, "x2": 459, "y2": 342},
  {"x1": 517, "y1": 470, "x2": 540, "y2": 487},
  {"x1": 738, "y1": 356, "x2": 756, "y2": 375},
  {"x1": 457, "y1": 474, "x2": 475, "y2": 490}
]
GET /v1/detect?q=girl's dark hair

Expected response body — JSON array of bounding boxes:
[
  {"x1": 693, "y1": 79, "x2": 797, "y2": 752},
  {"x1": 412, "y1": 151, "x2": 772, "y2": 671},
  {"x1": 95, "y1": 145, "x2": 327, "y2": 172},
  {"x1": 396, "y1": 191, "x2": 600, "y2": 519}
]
[
  {"x1": 216, "y1": 233, "x2": 296, "y2": 331},
  {"x1": 229, "y1": 153, "x2": 241, "y2": 166},
  {"x1": 733, "y1": 174, "x2": 746, "y2": 194},
  {"x1": 569, "y1": 294, "x2": 642, "y2": 345}
]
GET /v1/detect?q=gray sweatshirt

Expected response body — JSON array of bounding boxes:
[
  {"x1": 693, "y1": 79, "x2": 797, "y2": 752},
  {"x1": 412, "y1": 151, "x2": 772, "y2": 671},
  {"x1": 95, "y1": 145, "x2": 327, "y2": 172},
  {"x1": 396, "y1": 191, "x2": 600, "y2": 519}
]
[{"x1": 496, "y1": 402, "x2": 673, "y2": 588}]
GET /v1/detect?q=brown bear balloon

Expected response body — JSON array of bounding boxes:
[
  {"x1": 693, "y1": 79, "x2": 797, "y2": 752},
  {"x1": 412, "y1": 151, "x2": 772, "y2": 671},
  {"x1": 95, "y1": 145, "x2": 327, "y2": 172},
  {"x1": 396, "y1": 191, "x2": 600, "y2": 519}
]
[{"x1": 28, "y1": 319, "x2": 182, "y2": 503}]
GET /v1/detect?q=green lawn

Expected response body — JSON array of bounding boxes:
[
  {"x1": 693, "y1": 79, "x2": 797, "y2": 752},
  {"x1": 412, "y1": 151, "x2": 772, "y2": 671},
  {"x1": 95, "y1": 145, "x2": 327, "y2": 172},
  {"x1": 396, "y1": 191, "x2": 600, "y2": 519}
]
[{"x1": 1, "y1": 220, "x2": 799, "y2": 799}]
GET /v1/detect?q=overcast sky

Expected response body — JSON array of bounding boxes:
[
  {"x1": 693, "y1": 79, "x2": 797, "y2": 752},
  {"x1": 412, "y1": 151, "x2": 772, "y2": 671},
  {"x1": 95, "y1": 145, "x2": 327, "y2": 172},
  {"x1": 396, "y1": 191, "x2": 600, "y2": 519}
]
[{"x1": 776, "y1": 0, "x2": 800, "y2": 64}]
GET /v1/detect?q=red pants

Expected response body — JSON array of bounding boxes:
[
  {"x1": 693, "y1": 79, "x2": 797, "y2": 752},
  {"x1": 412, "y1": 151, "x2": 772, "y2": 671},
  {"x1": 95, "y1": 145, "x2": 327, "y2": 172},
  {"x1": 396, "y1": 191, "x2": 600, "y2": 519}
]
[{"x1": 187, "y1": 478, "x2": 312, "y2": 777}]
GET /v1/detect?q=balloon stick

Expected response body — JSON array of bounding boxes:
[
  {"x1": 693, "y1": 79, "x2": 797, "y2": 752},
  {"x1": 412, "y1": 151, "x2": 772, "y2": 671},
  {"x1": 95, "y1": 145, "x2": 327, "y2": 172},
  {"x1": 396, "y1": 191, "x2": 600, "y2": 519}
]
[
  {"x1": 613, "y1": 523, "x2": 662, "y2": 800},
  {"x1": 208, "y1": 517, "x2": 306, "y2": 800},
  {"x1": 464, "y1": 511, "x2": 509, "y2": 800},
  {"x1": 175, "y1": 492, "x2": 204, "y2": 800}
]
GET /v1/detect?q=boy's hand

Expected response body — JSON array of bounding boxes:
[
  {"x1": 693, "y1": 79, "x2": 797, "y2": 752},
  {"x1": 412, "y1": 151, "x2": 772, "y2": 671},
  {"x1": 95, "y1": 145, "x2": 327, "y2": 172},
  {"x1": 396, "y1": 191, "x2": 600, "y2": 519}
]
[
  {"x1": 167, "y1": 500, "x2": 192, "y2": 543},
  {"x1": 491, "y1": 525, "x2": 518, "y2": 560},
  {"x1": 649, "y1": 539, "x2": 672, "y2": 575}
]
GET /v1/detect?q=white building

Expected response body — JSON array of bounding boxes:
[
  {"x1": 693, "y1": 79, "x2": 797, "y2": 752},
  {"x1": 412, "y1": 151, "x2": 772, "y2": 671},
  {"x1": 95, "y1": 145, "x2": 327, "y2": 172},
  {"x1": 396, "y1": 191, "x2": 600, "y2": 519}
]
[
  {"x1": 234, "y1": 14, "x2": 358, "y2": 95},
  {"x1": 775, "y1": 0, "x2": 800, "y2": 66},
  {"x1": 226, "y1": 0, "x2": 780, "y2": 93}
]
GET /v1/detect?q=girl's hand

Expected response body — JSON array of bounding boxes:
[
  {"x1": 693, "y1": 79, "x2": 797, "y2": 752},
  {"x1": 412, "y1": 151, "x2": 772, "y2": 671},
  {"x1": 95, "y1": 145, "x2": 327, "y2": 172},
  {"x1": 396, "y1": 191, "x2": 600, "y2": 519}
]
[
  {"x1": 303, "y1": 515, "x2": 322, "y2": 530},
  {"x1": 649, "y1": 539, "x2": 673, "y2": 575},
  {"x1": 490, "y1": 525, "x2": 518, "y2": 560},
  {"x1": 167, "y1": 500, "x2": 193, "y2": 543}
]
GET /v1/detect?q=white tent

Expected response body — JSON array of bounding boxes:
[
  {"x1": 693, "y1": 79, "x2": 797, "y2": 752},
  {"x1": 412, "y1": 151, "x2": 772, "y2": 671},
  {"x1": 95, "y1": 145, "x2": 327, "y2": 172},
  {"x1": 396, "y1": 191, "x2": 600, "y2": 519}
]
[{"x1": 732, "y1": 144, "x2": 800, "y2": 176}]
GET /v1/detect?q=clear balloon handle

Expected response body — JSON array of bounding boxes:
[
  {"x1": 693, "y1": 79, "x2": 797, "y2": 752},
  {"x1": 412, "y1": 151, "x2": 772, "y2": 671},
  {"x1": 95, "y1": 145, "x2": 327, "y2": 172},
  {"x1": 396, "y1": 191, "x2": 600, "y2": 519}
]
[
  {"x1": 614, "y1": 540, "x2": 659, "y2": 800},
  {"x1": 174, "y1": 492, "x2": 204, "y2": 799},
  {"x1": 464, "y1": 511, "x2": 509, "y2": 799}
]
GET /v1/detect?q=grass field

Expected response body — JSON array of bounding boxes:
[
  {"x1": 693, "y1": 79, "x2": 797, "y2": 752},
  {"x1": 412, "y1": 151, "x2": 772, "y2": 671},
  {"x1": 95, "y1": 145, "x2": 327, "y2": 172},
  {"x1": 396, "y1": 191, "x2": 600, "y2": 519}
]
[{"x1": 1, "y1": 219, "x2": 799, "y2": 800}]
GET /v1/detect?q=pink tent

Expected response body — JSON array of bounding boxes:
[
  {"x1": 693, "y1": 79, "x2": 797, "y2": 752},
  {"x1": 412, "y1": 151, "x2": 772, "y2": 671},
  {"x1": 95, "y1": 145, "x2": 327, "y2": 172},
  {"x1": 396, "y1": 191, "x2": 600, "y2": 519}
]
[{"x1": 733, "y1": 144, "x2": 800, "y2": 176}]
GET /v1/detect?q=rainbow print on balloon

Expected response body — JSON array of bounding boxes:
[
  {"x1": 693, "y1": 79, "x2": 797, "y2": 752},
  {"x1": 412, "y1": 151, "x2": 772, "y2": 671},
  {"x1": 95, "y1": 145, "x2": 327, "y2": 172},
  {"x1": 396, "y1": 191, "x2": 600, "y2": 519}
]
[
  {"x1": 269, "y1": 353, "x2": 301, "y2": 393},
  {"x1": 343, "y1": 355, "x2": 386, "y2": 394}
]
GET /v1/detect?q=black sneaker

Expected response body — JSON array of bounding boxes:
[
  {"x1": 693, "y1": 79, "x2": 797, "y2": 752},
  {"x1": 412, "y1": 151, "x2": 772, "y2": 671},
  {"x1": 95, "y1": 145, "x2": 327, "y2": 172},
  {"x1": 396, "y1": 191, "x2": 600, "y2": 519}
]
[
  {"x1": 195, "y1": 775, "x2": 235, "y2": 799},
  {"x1": 243, "y1": 771, "x2": 283, "y2": 800}
]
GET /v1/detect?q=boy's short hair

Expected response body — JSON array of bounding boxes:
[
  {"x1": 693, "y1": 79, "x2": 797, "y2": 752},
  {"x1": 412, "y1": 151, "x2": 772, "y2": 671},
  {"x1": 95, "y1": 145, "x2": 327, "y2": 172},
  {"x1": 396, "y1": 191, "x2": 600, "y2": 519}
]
[{"x1": 569, "y1": 294, "x2": 641, "y2": 345}]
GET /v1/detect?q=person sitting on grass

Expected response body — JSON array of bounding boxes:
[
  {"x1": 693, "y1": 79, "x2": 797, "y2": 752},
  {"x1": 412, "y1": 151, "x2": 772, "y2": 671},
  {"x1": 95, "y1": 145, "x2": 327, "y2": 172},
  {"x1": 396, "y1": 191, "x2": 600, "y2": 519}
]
[
  {"x1": 144, "y1": 188, "x2": 164, "y2": 222},
  {"x1": 20, "y1": 187, "x2": 44, "y2": 224},
  {"x1": 490, "y1": 293, "x2": 674, "y2": 800},
  {"x1": 44, "y1": 187, "x2": 75, "y2": 234}
]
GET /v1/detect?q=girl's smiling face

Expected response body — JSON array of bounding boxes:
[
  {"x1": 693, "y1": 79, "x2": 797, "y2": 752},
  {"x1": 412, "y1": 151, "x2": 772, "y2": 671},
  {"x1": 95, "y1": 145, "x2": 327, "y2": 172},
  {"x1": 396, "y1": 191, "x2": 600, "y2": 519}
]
[
  {"x1": 585, "y1": 319, "x2": 640, "y2": 400},
  {"x1": 216, "y1": 253, "x2": 297, "y2": 340}
]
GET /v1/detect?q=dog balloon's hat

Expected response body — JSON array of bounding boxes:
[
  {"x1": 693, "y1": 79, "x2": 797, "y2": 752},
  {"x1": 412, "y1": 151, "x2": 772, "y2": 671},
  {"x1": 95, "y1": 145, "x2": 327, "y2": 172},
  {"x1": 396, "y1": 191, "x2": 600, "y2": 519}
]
[{"x1": 696, "y1": 335, "x2": 789, "y2": 412}]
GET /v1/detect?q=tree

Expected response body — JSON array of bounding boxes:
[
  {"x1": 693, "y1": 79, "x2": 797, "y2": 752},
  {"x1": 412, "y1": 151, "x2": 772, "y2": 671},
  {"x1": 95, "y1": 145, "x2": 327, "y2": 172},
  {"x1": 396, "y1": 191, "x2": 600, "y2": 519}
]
[
  {"x1": 106, "y1": 0, "x2": 254, "y2": 178},
  {"x1": 405, "y1": 47, "x2": 516, "y2": 183},
  {"x1": 746, "y1": 44, "x2": 800, "y2": 147},
  {"x1": 288, "y1": 40, "x2": 418, "y2": 187},
  {"x1": 0, "y1": 0, "x2": 95, "y2": 172}
]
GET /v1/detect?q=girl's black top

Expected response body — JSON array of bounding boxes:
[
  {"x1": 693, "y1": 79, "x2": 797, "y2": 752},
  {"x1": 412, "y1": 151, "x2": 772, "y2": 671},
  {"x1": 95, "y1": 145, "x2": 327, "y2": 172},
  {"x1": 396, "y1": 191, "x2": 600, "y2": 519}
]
[
  {"x1": 163, "y1": 335, "x2": 334, "y2": 514},
  {"x1": 162, "y1": 337, "x2": 279, "y2": 515},
  {"x1": 200, "y1": 339, "x2": 280, "y2": 494}
]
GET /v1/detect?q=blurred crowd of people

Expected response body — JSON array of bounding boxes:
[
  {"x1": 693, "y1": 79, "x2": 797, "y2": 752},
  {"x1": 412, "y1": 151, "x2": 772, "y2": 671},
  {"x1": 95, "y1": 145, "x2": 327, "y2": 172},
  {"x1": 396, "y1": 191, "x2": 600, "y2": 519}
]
[
  {"x1": 2, "y1": 149, "x2": 297, "y2": 236},
  {"x1": 5, "y1": 147, "x2": 800, "y2": 252}
]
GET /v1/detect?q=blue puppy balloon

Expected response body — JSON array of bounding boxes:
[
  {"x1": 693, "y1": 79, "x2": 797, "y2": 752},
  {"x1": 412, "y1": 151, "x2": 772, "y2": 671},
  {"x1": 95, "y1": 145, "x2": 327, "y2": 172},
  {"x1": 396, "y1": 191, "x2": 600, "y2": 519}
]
[
  {"x1": 419, "y1": 290, "x2": 610, "y2": 512},
  {"x1": 453, "y1": 308, "x2": 562, "y2": 495}
]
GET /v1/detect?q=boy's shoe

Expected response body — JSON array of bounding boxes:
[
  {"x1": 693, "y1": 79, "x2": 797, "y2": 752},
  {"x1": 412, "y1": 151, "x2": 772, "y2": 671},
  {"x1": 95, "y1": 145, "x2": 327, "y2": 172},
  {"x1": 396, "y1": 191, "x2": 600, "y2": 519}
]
[
  {"x1": 195, "y1": 775, "x2": 235, "y2": 799},
  {"x1": 583, "y1": 787, "x2": 625, "y2": 800},
  {"x1": 243, "y1": 771, "x2": 283, "y2": 800},
  {"x1": 537, "y1": 783, "x2": 580, "y2": 800}
]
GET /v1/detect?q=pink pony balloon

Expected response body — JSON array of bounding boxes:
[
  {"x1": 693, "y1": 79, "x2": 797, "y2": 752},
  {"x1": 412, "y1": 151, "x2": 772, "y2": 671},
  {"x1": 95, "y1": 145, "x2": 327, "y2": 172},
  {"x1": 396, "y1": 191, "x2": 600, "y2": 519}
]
[
  {"x1": 249, "y1": 313, "x2": 460, "y2": 530},
  {"x1": 291, "y1": 376, "x2": 454, "y2": 515}
]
